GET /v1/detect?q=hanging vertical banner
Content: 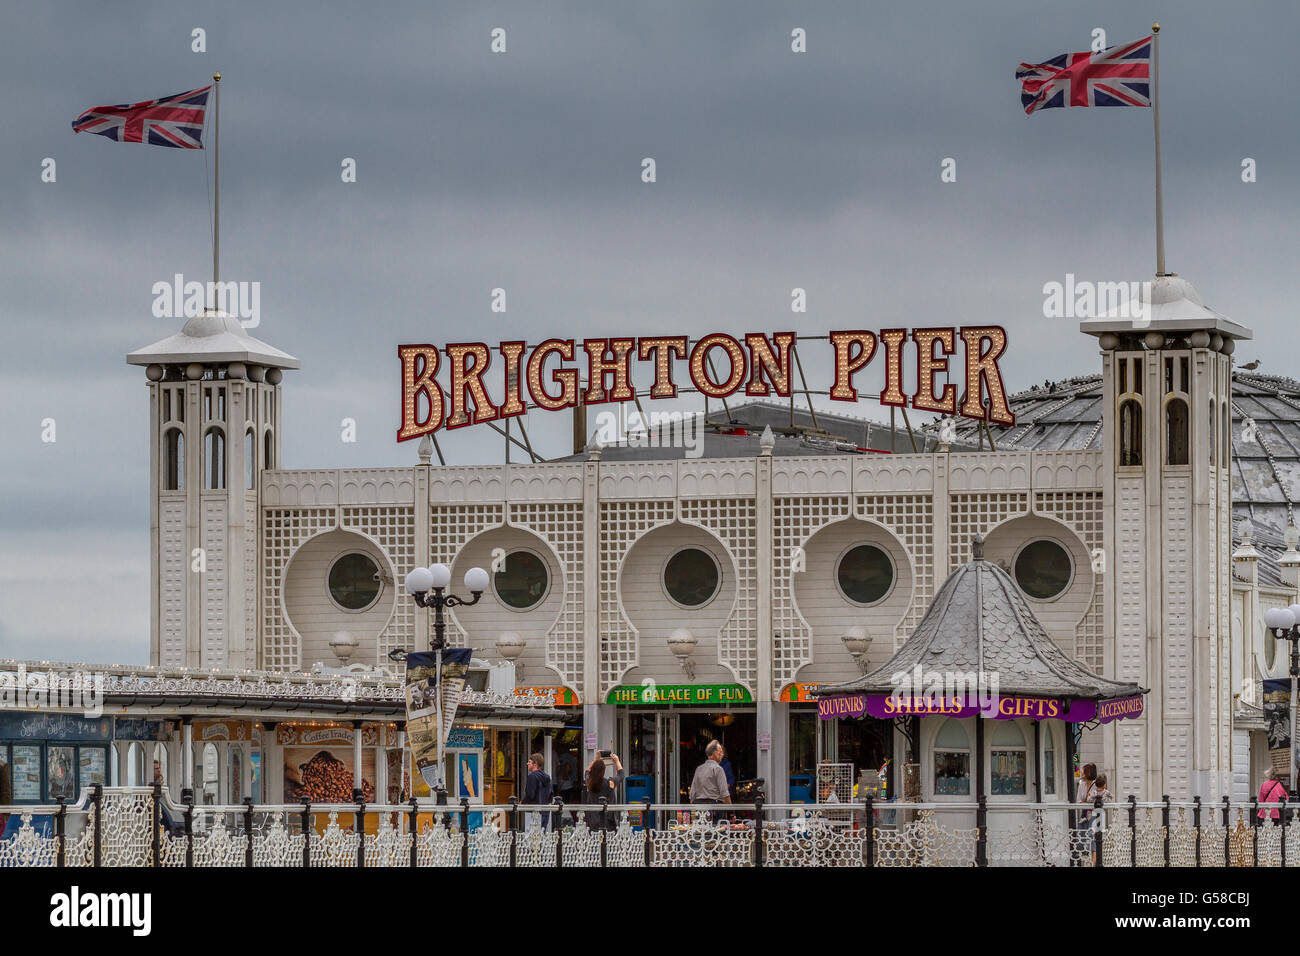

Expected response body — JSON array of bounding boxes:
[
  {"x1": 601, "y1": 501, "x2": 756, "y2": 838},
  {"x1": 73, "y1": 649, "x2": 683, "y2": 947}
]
[
  {"x1": 404, "y1": 649, "x2": 473, "y2": 789},
  {"x1": 1262, "y1": 678, "x2": 1292, "y2": 777}
]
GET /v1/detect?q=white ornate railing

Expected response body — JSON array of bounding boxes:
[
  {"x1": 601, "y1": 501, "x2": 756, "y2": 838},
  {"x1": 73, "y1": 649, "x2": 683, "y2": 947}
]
[{"x1": 1, "y1": 788, "x2": 1293, "y2": 867}]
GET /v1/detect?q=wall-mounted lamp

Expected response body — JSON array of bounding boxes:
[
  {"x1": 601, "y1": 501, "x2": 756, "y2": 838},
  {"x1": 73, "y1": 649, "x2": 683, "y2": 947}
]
[
  {"x1": 495, "y1": 631, "x2": 527, "y2": 680},
  {"x1": 841, "y1": 626, "x2": 871, "y2": 675},
  {"x1": 667, "y1": 628, "x2": 698, "y2": 680}
]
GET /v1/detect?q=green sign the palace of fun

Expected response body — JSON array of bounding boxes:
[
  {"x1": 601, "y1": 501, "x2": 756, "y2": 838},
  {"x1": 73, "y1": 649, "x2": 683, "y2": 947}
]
[{"x1": 606, "y1": 684, "x2": 753, "y2": 706}]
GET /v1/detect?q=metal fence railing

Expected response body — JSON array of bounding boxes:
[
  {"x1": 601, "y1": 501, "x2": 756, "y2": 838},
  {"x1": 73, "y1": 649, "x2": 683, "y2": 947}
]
[{"x1": 0, "y1": 786, "x2": 1294, "y2": 867}]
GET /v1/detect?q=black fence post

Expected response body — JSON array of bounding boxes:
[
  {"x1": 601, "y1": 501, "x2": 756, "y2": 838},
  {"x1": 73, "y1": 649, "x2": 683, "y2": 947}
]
[
  {"x1": 300, "y1": 799, "x2": 311, "y2": 868},
  {"x1": 243, "y1": 797, "x2": 254, "y2": 868},
  {"x1": 55, "y1": 798, "x2": 66, "y2": 868},
  {"x1": 460, "y1": 798, "x2": 470, "y2": 868},
  {"x1": 151, "y1": 782, "x2": 162, "y2": 868},
  {"x1": 1162, "y1": 794, "x2": 1171, "y2": 867},
  {"x1": 865, "y1": 794, "x2": 875, "y2": 867},
  {"x1": 183, "y1": 794, "x2": 194, "y2": 868},
  {"x1": 555, "y1": 797, "x2": 564, "y2": 868},
  {"x1": 976, "y1": 795, "x2": 988, "y2": 867},
  {"x1": 408, "y1": 799, "x2": 419, "y2": 868},
  {"x1": 508, "y1": 796, "x2": 519, "y2": 868},
  {"x1": 1193, "y1": 796, "x2": 1202, "y2": 868},
  {"x1": 1282, "y1": 792, "x2": 1290, "y2": 868},
  {"x1": 753, "y1": 797, "x2": 764, "y2": 868},
  {"x1": 1092, "y1": 795, "x2": 1106, "y2": 868},
  {"x1": 355, "y1": 799, "x2": 366, "y2": 869},
  {"x1": 1222, "y1": 795, "x2": 1231, "y2": 865},
  {"x1": 1126, "y1": 794, "x2": 1136, "y2": 868},
  {"x1": 90, "y1": 783, "x2": 103, "y2": 868},
  {"x1": 599, "y1": 797, "x2": 609, "y2": 868},
  {"x1": 1252, "y1": 791, "x2": 1260, "y2": 867}
]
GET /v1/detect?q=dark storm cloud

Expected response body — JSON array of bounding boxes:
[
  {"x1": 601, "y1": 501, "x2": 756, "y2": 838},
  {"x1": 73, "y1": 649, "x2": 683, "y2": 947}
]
[{"x1": 0, "y1": 0, "x2": 1296, "y2": 659}]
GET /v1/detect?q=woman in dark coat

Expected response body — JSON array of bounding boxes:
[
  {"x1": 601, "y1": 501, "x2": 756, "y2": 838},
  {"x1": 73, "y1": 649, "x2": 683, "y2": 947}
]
[{"x1": 582, "y1": 753, "x2": 624, "y2": 830}]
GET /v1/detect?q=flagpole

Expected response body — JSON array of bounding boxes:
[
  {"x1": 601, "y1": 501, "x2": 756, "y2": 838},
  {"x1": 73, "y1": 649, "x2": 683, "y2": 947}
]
[
  {"x1": 212, "y1": 73, "x2": 221, "y2": 297},
  {"x1": 1152, "y1": 24, "x2": 1165, "y2": 276}
]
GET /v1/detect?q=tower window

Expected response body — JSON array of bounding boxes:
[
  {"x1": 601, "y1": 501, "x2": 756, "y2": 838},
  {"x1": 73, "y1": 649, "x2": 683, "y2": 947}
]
[
  {"x1": 264, "y1": 429, "x2": 274, "y2": 471},
  {"x1": 1209, "y1": 397, "x2": 1216, "y2": 466},
  {"x1": 245, "y1": 429, "x2": 256, "y2": 490},
  {"x1": 1165, "y1": 398, "x2": 1189, "y2": 466},
  {"x1": 203, "y1": 428, "x2": 225, "y2": 490},
  {"x1": 1119, "y1": 399, "x2": 1142, "y2": 466},
  {"x1": 164, "y1": 429, "x2": 184, "y2": 491}
]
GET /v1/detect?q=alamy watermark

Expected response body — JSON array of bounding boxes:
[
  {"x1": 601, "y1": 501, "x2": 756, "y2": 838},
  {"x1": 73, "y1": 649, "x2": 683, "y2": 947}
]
[
  {"x1": 1043, "y1": 274, "x2": 1150, "y2": 326},
  {"x1": 0, "y1": 664, "x2": 104, "y2": 718},
  {"x1": 593, "y1": 408, "x2": 705, "y2": 458},
  {"x1": 152, "y1": 273, "x2": 261, "y2": 328},
  {"x1": 889, "y1": 665, "x2": 1000, "y2": 715}
]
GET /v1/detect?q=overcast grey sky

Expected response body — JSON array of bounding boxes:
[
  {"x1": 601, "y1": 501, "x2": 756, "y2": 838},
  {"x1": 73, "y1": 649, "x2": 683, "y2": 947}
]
[{"x1": 1, "y1": 0, "x2": 1295, "y2": 664}]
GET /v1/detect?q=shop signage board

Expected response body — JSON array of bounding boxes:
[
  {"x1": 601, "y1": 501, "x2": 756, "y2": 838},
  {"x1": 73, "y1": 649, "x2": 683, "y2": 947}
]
[
  {"x1": 446, "y1": 727, "x2": 486, "y2": 749},
  {"x1": 517, "y1": 686, "x2": 580, "y2": 706},
  {"x1": 276, "y1": 722, "x2": 395, "y2": 747},
  {"x1": 396, "y1": 327, "x2": 1017, "y2": 441},
  {"x1": 0, "y1": 712, "x2": 112, "y2": 741},
  {"x1": 194, "y1": 720, "x2": 254, "y2": 742},
  {"x1": 816, "y1": 692, "x2": 1146, "y2": 723},
  {"x1": 779, "y1": 683, "x2": 821, "y2": 703},
  {"x1": 111, "y1": 718, "x2": 169, "y2": 741},
  {"x1": 606, "y1": 684, "x2": 753, "y2": 706}
]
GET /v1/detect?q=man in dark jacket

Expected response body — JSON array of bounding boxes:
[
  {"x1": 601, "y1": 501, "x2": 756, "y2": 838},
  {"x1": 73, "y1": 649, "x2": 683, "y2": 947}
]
[{"x1": 523, "y1": 753, "x2": 554, "y2": 830}]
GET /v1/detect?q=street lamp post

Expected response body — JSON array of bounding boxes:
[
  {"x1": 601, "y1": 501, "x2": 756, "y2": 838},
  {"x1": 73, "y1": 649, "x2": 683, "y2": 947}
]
[
  {"x1": 399, "y1": 562, "x2": 490, "y2": 807},
  {"x1": 1264, "y1": 604, "x2": 1300, "y2": 794}
]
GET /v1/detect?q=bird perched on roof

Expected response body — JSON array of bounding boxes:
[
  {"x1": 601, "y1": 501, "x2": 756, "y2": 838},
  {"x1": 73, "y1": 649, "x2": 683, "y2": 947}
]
[{"x1": 1240, "y1": 360, "x2": 1261, "y2": 371}]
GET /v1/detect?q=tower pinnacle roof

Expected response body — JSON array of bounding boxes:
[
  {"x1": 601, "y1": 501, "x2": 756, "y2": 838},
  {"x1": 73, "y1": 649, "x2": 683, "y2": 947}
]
[{"x1": 126, "y1": 309, "x2": 299, "y2": 369}]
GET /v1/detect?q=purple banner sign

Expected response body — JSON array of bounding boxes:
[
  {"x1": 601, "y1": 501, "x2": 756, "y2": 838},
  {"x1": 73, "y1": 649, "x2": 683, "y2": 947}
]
[{"x1": 816, "y1": 692, "x2": 1145, "y2": 723}]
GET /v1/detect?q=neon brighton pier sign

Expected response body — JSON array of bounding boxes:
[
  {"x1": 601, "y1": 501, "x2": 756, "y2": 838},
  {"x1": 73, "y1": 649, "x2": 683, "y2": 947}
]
[{"x1": 395, "y1": 327, "x2": 1016, "y2": 441}]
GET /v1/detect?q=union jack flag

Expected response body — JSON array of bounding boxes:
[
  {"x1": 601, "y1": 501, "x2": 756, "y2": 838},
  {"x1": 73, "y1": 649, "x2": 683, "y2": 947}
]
[
  {"x1": 71, "y1": 86, "x2": 211, "y2": 148},
  {"x1": 1016, "y1": 36, "x2": 1151, "y2": 115}
]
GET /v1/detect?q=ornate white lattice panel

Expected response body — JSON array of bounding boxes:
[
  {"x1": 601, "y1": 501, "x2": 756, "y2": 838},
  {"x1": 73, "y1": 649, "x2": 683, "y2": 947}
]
[
  {"x1": 161, "y1": 497, "x2": 186, "y2": 667},
  {"x1": 857, "y1": 494, "x2": 934, "y2": 647},
  {"x1": 431, "y1": 504, "x2": 505, "y2": 647},
  {"x1": 201, "y1": 498, "x2": 227, "y2": 667},
  {"x1": 681, "y1": 498, "x2": 758, "y2": 691},
  {"x1": 772, "y1": 496, "x2": 851, "y2": 690},
  {"x1": 599, "y1": 499, "x2": 677, "y2": 694},
  {"x1": 342, "y1": 506, "x2": 416, "y2": 663},
  {"x1": 510, "y1": 502, "x2": 584, "y2": 691},
  {"x1": 1035, "y1": 491, "x2": 1104, "y2": 672},
  {"x1": 262, "y1": 507, "x2": 337, "y2": 671},
  {"x1": 947, "y1": 493, "x2": 1029, "y2": 573}
]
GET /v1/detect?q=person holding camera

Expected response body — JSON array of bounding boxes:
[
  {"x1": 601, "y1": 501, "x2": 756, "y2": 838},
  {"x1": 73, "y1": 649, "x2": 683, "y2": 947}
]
[{"x1": 582, "y1": 750, "x2": 623, "y2": 830}]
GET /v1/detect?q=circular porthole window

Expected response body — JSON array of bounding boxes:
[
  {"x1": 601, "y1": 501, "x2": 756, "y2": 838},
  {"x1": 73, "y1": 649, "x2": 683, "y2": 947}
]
[
  {"x1": 836, "y1": 544, "x2": 895, "y2": 606},
  {"x1": 328, "y1": 552, "x2": 383, "y2": 611},
  {"x1": 1013, "y1": 539, "x2": 1073, "y2": 601},
  {"x1": 663, "y1": 547, "x2": 721, "y2": 608},
  {"x1": 493, "y1": 550, "x2": 551, "y2": 610}
]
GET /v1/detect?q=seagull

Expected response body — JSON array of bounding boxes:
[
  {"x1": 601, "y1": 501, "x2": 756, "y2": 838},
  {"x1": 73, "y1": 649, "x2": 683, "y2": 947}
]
[{"x1": 1240, "y1": 360, "x2": 1261, "y2": 371}]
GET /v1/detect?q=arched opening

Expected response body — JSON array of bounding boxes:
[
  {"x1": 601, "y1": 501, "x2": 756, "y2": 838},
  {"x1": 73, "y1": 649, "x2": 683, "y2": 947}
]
[
  {"x1": 989, "y1": 721, "x2": 1027, "y2": 796},
  {"x1": 1209, "y1": 397, "x2": 1216, "y2": 465},
  {"x1": 245, "y1": 428, "x2": 256, "y2": 489},
  {"x1": 203, "y1": 428, "x2": 226, "y2": 489},
  {"x1": 164, "y1": 429, "x2": 185, "y2": 490},
  {"x1": 933, "y1": 719, "x2": 971, "y2": 796},
  {"x1": 1165, "y1": 398, "x2": 1189, "y2": 465},
  {"x1": 1118, "y1": 399, "x2": 1142, "y2": 466},
  {"x1": 264, "y1": 429, "x2": 274, "y2": 471}
]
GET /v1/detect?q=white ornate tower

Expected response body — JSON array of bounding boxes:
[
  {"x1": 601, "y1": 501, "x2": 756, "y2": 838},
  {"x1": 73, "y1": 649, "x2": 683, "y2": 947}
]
[
  {"x1": 128, "y1": 310, "x2": 298, "y2": 669},
  {"x1": 1083, "y1": 276, "x2": 1249, "y2": 799}
]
